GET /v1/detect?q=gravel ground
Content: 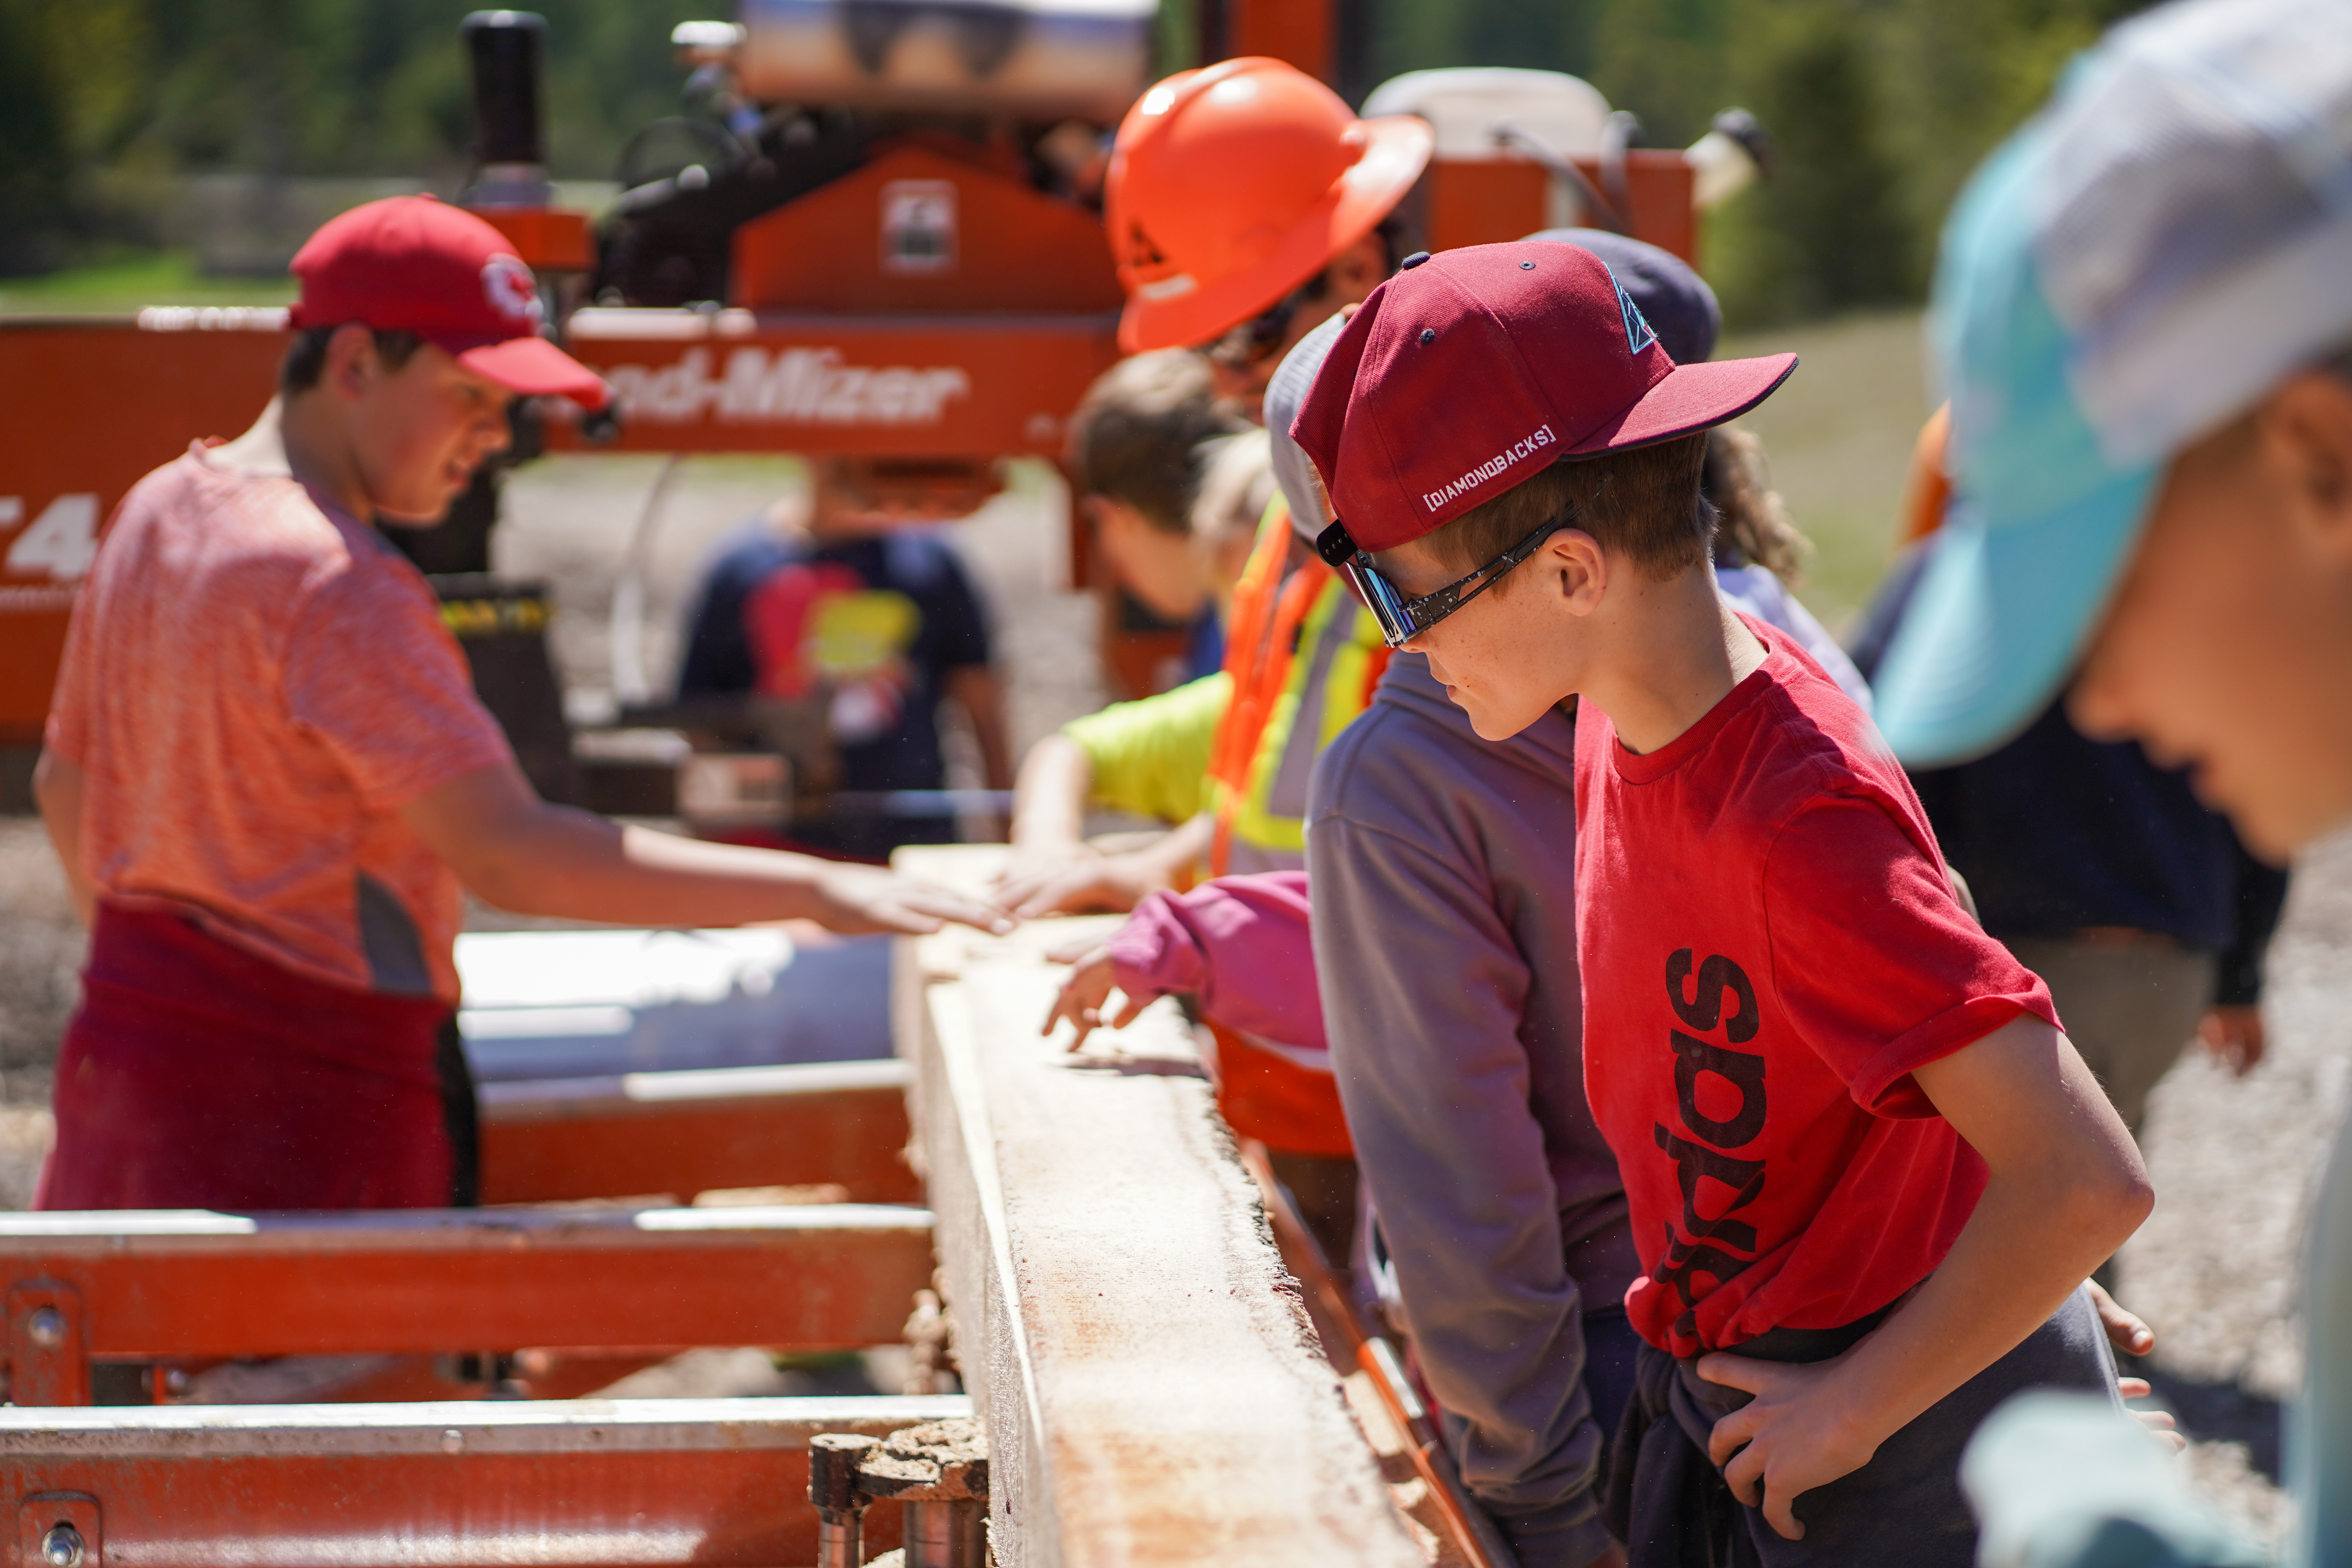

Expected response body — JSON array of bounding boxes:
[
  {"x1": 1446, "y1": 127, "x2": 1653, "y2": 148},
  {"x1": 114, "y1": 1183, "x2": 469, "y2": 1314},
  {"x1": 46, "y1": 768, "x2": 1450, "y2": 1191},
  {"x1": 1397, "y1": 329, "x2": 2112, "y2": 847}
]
[{"x1": 2104, "y1": 830, "x2": 2352, "y2": 1552}]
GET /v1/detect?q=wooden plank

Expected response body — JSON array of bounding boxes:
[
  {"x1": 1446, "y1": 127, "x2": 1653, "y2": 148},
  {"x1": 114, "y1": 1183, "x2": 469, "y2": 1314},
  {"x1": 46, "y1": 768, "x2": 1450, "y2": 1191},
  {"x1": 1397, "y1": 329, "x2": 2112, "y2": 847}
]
[
  {"x1": 0, "y1": 1395, "x2": 965, "y2": 1567},
  {"x1": 893, "y1": 846, "x2": 1421, "y2": 1568},
  {"x1": 478, "y1": 1060, "x2": 921, "y2": 1205}
]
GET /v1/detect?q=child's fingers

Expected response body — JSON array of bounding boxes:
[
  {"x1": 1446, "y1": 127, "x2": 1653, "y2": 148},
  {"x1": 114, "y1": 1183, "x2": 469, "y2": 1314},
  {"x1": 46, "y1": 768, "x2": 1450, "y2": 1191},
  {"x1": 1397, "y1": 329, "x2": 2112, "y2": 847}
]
[
  {"x1": 1705, "y1": 1405, "x2": 1760, "y2": 1470},
  {"x1": 2083, "y1": 1279, "x2": 2156, "y2": 1357},
  {"x1": 1717, "y1": 1434, "x2": 1764, "y2": 1505},
  {"x1": 1108, "y1": 991, "x2": 1152, "y2": 1030},
  {"x1": 1759, "y1": 1485, "x2": 1807, "y2": 1543},
  {"x1": 1041, "y1": 985, "x2": 1097, "y2": 1048},
  {"x1": 2129, "y1": 1402, "x2": 2188, "y2": 1452},
  {"x1": 1046, "y1": 935, "x2": 1105, "y2": 966},
  {"x1": 2116, "y1": 1376, "x2": 2153, "y2": 1400},
  {"x1": 1692, "y1": 1351, "x2": 1773, "y2": 1396}
]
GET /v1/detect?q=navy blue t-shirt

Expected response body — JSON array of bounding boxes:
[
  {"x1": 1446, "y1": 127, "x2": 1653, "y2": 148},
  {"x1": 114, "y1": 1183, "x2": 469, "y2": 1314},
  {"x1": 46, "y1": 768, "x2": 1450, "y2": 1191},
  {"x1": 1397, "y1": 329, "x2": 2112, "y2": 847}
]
[
  {"x1": 1183, "y1": 605, "x2": 1225, "y2": 683},
  {"x1": 1853, "y1": 542, "x2": 2287, "y2": 1004},
  {"x1": 677, "y1": 524, "x2": 991, "y2": 860}
]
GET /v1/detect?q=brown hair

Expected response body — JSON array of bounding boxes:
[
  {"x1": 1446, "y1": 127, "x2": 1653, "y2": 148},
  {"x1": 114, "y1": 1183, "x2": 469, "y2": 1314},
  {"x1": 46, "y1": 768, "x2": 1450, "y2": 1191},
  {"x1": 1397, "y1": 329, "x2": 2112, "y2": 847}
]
[
  {"x1": 279, "y1": 324, "x2": 425, "y2": 397},
  {"x1": 1065, "y1": 349, "x2": 1243, "y2": 535},
  {"x1": 1703, "y1": 426, "x2": 1810, "y2": 584},
  {"x1": 1417, "y1": 433, "x2": 1715, "y2": 585}
]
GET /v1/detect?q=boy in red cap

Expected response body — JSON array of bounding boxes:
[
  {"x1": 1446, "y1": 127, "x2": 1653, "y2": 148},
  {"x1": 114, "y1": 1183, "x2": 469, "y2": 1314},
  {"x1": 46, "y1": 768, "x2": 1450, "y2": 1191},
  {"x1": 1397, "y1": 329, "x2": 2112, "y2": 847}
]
[
  {"x1": 1290, "y1": 241, "x2": 2153, "y2": 1563},
  {"x1": 33, "y1": 196, "x2": 1007, "y2": 1213}
]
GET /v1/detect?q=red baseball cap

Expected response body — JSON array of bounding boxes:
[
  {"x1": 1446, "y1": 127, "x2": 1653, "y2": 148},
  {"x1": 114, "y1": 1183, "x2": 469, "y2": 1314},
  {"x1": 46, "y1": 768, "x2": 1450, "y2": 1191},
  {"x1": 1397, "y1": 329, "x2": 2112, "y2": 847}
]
[
  {"x1": 1290, "y1": 241, "x2": 1794, "y2": 553},
  {"x1": 287, "y1": 196, "x2": 609, "y2": 409}
]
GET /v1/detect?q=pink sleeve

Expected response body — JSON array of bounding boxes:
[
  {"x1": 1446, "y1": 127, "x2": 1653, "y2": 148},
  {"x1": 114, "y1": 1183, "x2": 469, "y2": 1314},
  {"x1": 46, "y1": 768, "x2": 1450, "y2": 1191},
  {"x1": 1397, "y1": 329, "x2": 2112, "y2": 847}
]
[
  {"x1": 283, "y1": 568, "x2": 514, "y2": 811},
  {"x1": 1764, "y1": 793, "x2": 2060, "y2": 1116},
  {"x1": 1107, "y1": 871, "x2": 1327, "y2": 1053}
]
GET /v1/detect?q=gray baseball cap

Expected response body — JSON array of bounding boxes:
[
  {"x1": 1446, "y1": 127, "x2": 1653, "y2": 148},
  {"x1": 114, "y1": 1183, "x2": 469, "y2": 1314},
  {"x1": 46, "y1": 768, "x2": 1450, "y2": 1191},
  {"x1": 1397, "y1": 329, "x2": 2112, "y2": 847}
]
[{"x1": 1265, "y1": 309, "x2": 1354, "y2": 543}]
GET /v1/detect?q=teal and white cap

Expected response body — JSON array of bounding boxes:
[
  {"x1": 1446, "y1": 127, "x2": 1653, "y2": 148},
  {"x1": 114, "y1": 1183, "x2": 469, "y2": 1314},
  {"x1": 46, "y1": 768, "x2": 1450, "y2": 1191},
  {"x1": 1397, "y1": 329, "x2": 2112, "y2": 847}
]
[{"x1": 1874, "y1": 0, "x2": 2352, "y2": 767}]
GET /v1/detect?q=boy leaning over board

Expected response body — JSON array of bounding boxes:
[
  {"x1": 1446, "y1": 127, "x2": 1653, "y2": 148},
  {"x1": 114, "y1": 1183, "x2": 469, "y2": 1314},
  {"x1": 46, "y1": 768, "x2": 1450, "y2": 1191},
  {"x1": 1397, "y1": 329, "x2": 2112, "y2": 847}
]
[{"x1": 1290, "y1": 241, "x2": 2152, "y2": 1565}]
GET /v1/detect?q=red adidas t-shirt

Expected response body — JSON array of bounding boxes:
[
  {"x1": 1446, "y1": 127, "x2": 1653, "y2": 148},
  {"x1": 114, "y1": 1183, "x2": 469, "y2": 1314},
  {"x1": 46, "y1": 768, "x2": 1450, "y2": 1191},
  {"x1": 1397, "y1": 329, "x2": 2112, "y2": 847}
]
[{"x1": 1573, "y1": 618, "x2": 2058, "y2": 1357}]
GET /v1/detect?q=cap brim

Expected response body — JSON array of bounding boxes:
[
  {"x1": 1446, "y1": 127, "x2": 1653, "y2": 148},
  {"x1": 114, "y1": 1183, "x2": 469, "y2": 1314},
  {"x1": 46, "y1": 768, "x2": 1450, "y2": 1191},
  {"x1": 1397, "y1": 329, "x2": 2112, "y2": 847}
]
[
  {"x1": 1565, "y1": 353, "x2": 1796, "y2": 455},
  {"x1": 1872, "y1": 459, "x2": 2158, "y2": 768},
  {"x1": 1119, "y1": 114, "x2": 1434, "y2": 354},
  {"x1": 1267, "y1": 310, "x2": 1351, "y2": 540},
  {"x1": 456, "y1": 334, "x2": 611, "y2": 410}
]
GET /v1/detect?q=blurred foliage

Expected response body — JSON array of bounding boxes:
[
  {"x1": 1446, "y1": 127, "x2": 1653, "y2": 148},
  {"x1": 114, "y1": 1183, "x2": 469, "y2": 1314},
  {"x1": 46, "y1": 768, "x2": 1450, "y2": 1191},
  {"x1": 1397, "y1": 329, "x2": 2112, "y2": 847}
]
[
  {"x1": 2, "y1": 0, "x2": 2152, "y2": 316},
  {"x1": 1372, "y1": 0, "x2": 2152, "y2": 327},
  {"x1": 0, "y1": 0, "x2": 716, "y2": 274}
]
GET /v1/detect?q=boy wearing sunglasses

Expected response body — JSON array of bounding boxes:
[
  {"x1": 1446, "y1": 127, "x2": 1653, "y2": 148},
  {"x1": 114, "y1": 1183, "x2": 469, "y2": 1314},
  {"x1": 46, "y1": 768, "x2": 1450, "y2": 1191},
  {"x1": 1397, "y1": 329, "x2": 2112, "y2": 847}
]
[{"x1": 1293, "y1": 241, "x2": 2152, "y2": 1562}]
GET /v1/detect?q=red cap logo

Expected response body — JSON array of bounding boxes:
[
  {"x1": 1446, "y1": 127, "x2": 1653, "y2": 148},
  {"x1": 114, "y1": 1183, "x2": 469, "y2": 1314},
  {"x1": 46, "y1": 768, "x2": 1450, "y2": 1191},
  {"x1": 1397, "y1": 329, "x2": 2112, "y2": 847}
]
[{"x1": 481, "y1": 254, "x2": 543, "y2": 328}]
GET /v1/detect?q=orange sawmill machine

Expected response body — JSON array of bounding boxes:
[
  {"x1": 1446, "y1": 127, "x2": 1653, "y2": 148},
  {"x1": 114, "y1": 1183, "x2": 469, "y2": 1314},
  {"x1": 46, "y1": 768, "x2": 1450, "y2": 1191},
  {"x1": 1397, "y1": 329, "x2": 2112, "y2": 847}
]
[
  {"x1": 0, "y1": 4, "x2": 1767, "y2": 1561},
  {"x1": 0, "y1": 0, "x2": 1767, "y2": 808}
]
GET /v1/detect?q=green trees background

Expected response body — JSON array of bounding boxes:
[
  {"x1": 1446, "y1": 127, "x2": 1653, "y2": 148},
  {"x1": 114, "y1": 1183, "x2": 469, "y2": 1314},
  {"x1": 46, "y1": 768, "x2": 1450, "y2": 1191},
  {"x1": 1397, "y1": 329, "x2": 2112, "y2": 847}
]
[
  {"x1": 0, "y1": 0, "x2": 2150, "y2": 325},
  {"x1": 1370, "y1": 0, "x2": 2151, "y2": 324}
]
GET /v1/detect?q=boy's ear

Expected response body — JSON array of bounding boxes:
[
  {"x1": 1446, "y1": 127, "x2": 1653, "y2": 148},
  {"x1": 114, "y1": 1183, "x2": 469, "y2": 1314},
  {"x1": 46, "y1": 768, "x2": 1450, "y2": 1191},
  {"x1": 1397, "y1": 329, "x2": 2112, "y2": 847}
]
[
  {"x1": 1541, "y1": 527, "x2": 1610, "y2": 615},
  {"x1": 321, "y1": 323, "x2": 382, "y2": 402},
  {"x1": 2261, "y1": 370, "x2": 2352, "y2": 561}
]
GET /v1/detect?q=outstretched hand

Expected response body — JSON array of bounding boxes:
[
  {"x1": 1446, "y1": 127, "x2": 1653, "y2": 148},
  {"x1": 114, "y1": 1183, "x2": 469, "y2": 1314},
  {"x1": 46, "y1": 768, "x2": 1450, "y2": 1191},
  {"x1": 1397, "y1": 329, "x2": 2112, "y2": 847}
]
[
  {"x1": 1040, "y1": 941, "x2": 1150, "y2": 1050},
  {"x1": 994, "y1": 851, "x2": 1180, "y2": 921},
  {"x1": 1694, "y1": 1351, "x2": 1879, "y2": 1541},
  {"x1": 808, "y1": 863, "x2": 1015, "y2": 937}
]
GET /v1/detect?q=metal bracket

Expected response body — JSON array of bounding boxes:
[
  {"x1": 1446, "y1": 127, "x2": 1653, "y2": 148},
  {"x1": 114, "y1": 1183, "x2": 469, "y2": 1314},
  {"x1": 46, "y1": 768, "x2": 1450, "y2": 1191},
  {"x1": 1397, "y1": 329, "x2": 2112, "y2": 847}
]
[
  {"x1": 7, "y1": 1283, "x2": 88, "y2": 1407},
  {"x1": 18, "y1": 1493, "x2": 101, "y2": 1568}
]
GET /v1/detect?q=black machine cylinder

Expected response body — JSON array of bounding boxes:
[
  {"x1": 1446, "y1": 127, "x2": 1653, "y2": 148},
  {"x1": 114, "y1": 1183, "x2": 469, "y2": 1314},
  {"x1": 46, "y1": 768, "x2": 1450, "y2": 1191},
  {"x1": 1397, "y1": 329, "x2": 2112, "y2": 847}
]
[{"x1": 463, "y1": 10, "x2": 548, "y2": 168}]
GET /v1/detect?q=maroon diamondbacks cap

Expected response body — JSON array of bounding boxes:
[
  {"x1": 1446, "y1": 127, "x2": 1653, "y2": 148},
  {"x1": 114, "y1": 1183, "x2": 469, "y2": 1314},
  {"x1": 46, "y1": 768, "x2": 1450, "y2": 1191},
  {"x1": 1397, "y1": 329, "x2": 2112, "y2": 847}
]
[
  {"x1": 1290, "y1": 241, "x2": 1794, "y2": 553},
  {"x1": 288, "y1": 195, "x2": 609, "y2": 409}
]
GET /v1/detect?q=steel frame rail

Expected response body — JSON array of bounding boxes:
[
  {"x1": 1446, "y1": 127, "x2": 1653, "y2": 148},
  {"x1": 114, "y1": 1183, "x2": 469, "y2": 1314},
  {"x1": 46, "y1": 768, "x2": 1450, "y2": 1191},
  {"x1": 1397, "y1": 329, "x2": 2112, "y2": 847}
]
[
  {"x1": 478, "y1": 1058, "x2": 921, "y2": 1205},
  {"x1": 0, "y1": 1205, "x2": 933, "y2": 1404},
  {"x1": 0, "y1": 1394, "x2": 968, "y2": 1567}
]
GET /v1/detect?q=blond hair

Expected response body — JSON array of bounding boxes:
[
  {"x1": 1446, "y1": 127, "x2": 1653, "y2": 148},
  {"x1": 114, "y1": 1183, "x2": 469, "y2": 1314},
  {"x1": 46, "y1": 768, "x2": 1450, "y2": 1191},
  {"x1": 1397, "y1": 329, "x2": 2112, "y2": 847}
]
[{"x1": 1704, "y1": 426, "x2": 1809, "y2": 584}]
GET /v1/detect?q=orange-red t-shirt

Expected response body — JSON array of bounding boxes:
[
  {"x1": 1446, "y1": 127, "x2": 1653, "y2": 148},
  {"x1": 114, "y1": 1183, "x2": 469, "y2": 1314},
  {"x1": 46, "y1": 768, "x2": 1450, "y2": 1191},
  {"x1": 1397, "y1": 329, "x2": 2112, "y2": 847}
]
[{"x1": 45, "y1": 445, "x2": 513, "y2": 1005}]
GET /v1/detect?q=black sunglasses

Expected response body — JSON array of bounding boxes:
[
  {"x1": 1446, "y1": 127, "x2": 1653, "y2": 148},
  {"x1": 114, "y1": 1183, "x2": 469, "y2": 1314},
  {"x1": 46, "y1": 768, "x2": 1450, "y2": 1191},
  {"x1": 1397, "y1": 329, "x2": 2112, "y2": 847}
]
[{"x1": 1316, "y1": 505, "x2": 1583, "y2": 648}]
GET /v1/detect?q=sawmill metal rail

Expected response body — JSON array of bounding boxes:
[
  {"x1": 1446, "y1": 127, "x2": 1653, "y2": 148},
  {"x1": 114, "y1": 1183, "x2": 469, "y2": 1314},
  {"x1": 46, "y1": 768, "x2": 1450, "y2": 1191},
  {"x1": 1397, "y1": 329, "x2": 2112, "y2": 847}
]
[
  {"x1": 0, "y1": 1395, "x2": 968, "y2": 1568},
  {"x1": 478, "y1": 1058, "x2": 922, "y2": 1205},
  {"x1": 0, "y1": 1205, "x2": 933, "y2": 1404},
  {"x1": 893, "y1": 846, "x2": 1423, "y2": 1568}
]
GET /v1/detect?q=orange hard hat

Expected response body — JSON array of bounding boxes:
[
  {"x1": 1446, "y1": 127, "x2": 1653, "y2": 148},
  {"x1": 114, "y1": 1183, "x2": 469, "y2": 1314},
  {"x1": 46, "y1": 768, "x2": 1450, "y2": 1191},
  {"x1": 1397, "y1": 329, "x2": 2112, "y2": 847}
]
[
  {"x1": 1898, "y1": 403, "x2": 1954, "y2": 545},
  {"x1": 1106, "y1": 58, "x2": 1434, "y2": 354}
]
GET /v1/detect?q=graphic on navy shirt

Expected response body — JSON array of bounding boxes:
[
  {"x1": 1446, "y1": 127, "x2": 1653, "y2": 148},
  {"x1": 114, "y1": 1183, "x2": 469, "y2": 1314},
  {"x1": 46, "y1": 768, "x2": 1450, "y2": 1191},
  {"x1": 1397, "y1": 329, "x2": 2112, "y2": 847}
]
[{"x1": 678, "y1": 524, "x2": 992, "y2": 859}]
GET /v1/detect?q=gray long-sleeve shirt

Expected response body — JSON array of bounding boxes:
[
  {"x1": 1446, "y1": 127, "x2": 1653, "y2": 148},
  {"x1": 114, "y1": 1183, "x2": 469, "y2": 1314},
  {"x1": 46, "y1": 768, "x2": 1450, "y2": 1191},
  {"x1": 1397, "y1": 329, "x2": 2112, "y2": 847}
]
[{"x1": 1305, "y1": 651, "x2": 1636, "y2": 1568}]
